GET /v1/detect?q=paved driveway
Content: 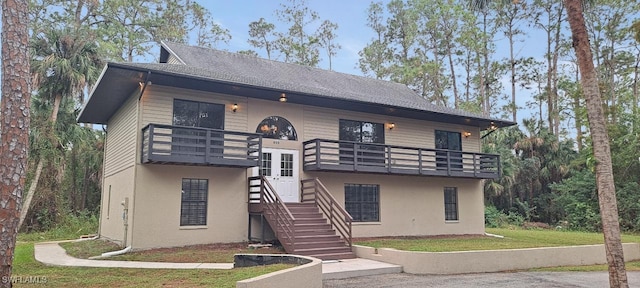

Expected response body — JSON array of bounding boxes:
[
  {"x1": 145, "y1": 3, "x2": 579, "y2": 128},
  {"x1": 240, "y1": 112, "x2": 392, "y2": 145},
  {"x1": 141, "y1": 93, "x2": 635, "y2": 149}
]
[{"x1": 324, "y1": 271, "x2": 640, "y2": 288}]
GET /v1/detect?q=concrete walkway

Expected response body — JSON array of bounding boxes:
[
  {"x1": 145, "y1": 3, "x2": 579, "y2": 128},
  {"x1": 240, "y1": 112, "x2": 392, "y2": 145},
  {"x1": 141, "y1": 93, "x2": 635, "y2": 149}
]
[
  {"x1": 34, "y1": 242, "x2": 401, "y2": 278},
  {"x1": 34, "y1": 242, "x2": 233, "y2": 269}
]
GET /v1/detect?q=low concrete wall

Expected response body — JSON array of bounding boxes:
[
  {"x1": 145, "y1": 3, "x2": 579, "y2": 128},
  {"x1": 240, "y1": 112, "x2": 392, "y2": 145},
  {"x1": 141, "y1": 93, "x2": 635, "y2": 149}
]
[
  {"x1": 354, "y1": 243, "x2": 640, "y2": 274},
  {"x1": 236, "y1": 254, "x2": 322, "y2": 288}
]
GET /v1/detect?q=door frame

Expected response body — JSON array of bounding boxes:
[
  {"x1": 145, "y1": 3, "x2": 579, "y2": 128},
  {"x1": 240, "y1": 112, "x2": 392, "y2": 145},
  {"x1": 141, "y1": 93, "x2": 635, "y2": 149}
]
[{"x1": 253, "y1": 148, "x2": 300, "y2": 202}]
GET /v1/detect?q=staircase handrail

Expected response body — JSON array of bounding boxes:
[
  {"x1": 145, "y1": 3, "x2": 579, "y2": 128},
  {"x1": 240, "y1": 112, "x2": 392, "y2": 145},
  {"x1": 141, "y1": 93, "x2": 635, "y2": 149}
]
[
  {"x1": 249, "y1": 176, "x2": 297, "y2": 252},
  {"x1": 300, "y1": 178, "x2": 353, "y2": 247}
]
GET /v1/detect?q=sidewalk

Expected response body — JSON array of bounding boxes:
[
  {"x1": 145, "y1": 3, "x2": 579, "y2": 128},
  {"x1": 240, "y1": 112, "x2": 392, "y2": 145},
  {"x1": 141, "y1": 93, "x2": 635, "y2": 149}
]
[
  {"x1": 34, "y1": 242, "x2": 402, "y2": 279},
  {"x1": 34, "y1": 242, "x2": 233, "y2": 269}
]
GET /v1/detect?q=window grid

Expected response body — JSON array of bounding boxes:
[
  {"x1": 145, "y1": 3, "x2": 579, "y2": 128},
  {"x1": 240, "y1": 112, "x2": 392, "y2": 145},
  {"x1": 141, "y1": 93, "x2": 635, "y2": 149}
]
[
  {"x1": 281, "y1": 154, "x2": 293, "y2": 177},
  {"x1": 261, "y1": 153, "x2": 272, "y2": 176},
  {"x1": 444, "y1": 187, "x2": 458, "y2": 221},
  {"x1": 345, "y1": 184, "x2": 380, "y2": 222},
  {"x1": 181, "y1": 179, "x2": 208, "y2": 226}
]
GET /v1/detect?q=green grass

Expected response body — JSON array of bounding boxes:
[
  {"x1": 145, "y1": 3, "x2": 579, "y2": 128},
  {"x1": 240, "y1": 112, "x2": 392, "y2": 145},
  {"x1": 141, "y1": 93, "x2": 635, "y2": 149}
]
[
  {"x1": 59, "y1": 239, "x2": 121, "y2": 259},
  {"x1": 355, "y1": 228, "x2": 640, "y2": 272},
  {"x1": 355, "y1": 228, "x2": 640, "y2": 252},
  {"x1": 14, "y1": 243, "x2": 294, "y2": 287},
  {"x1": 17, "y1": 213, "x2": 99, "y2": 242}
]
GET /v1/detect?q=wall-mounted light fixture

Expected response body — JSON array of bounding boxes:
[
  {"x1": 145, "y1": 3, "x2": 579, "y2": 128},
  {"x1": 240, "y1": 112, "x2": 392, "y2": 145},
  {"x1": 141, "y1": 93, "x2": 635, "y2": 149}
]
[
  {"x1": 463, "y1": 131, "x2": 472, "y2": 138},
  {"x1": 279, "y1": 93, "x2": 287, "y2": 102},
  {"x1": 489, "y1": 121, "x2": 498, "y2": 130},
  {"x1": 388, "y1": 122, "x2": 395, "y2": 130},
  {"x1": 232, "y1": 103, "x2": 238, "y2": 113}
]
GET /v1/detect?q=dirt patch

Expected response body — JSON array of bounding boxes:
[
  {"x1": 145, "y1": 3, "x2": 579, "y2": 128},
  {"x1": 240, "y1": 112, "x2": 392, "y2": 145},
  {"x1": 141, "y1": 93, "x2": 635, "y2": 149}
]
[{"x1": 111, "y1": 242, "x2": 285, "y2": 263}]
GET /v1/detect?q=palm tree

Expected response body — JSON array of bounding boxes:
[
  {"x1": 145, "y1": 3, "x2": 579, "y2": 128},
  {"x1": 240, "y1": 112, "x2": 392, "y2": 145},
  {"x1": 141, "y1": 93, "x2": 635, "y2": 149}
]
[
  {"x1": 21, "y1": 28, "x2": 103, "y2": 229},
  {"x1": 472, "y1": 1, "x2": 627, "y2": 286},
  {"x1": 0, "y1": 0, "x2": 30, "y2": 284}
]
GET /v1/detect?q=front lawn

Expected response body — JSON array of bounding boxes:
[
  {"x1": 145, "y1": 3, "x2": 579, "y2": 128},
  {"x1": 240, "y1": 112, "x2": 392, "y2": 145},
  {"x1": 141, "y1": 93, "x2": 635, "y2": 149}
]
[
  {"x1": 15, "y1": 242, "x2": 294, "y2": 287},
  {"x1": 60, "y1": 240, "x2": 284, "y2": 263},
  {"x1": 355, "y1": 228, "x2": 640, "y2": 252},
  {"x1": 354, "y1": 228, "x2": 640, "y2": 272}
]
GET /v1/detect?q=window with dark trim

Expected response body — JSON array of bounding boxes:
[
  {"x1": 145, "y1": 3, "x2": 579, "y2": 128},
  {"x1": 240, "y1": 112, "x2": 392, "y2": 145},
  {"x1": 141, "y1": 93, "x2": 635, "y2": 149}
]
[
  {"x1": 339, "y1": 119, "x2": 385, "y2": 165},
  {"x1": 172, "y1": 99, "x2": 225, "y2": 157},
  {"x1": 435, "y1": 130, "x2": 462, "y2": 170},
  {"x1": 444, "y1": 187, "x2": 458, "y2": 221},
  {"x1": 180, "y1": 178, "x2": 208, "y2": 226},
  {"x1": 345, "y1": 184, "x2": 380, "y2": 222}
]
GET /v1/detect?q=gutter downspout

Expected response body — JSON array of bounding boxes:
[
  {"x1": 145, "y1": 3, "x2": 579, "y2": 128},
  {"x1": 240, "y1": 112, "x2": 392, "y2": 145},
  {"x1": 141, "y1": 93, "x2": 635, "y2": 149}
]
[
  {"x1": 138, "y1": 71, "x2": 151, "y2": 101},
  {"x1": 127, "y1": 70, "x2": 150, "y2": 250},
  {"x1": 88, "y1": 246, "x2": 132, "y2": 259}
]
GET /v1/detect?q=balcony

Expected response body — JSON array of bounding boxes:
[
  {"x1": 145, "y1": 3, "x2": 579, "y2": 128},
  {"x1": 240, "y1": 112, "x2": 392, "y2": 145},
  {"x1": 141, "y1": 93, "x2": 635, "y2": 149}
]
[
  {"x1": 141, "y1": 124, "x2": 262, "y2": 168},
  {"x1": 303, "y1": 139, "x2": 500, "y2": 179}
]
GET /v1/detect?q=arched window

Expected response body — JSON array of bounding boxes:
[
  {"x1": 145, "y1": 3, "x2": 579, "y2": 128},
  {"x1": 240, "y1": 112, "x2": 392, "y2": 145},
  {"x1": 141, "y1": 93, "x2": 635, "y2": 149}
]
[{"x1": 256, "y1": 116, "x2": 297, "y2": 140}]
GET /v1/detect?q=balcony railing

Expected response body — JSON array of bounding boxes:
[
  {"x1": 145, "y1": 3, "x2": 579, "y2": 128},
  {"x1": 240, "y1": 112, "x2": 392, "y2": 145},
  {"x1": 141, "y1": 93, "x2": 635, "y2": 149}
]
[
  {"x1": 141, "y1": 124, "x2": 262, "y2": 168},
  {"x1": 303, "y1": 139, "x2": 500, "y2": 179}
]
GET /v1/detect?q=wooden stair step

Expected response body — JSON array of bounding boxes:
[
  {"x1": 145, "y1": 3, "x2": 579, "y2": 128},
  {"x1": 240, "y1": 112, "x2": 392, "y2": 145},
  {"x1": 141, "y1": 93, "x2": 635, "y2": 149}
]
[
  {"x1": 293, "y1": 246, "x2": 353, "y2": 256},
  {"x1": 292, "y1": 241, "x2": 348, "y2": 249},
  {"x1": 289, "y1": 229, "x2": 336, "y2": 236},
  {"x1": 292, "y1": 235, "x2": 340, "y2": 242},
  {"x1": 308, "y1": 252, "x2": 357, "y2": 260}
]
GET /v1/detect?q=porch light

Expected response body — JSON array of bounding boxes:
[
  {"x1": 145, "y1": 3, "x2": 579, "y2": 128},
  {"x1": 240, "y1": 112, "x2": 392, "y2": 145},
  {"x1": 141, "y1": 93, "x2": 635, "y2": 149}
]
[
  {"x1": 387, "y1": 122, "x2": 395, "y2": 130},
  {"x1": 463, "y1": 131, "x2": 471, "y2": 138},
  {"x1": 232, "y1": 103, "x2": 238, "y2": 113},
  {"x1": 279, "y1": 93, "x2": 287, "y2": 102}
]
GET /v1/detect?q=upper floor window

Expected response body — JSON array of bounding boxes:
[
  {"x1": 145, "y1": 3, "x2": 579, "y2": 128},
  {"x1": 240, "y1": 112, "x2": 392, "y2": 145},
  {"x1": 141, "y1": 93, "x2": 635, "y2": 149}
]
[
  {"x1": 173, "y1": 99, "x2": 224, "y2": 129},
  {"x1": 339, "y1": 119, "x2": 385, "y2": 144},
  {"x1": 435, "y1": 130, "x2": 461, "y2": 151},
  {"x1": 256, "y1": 116, "x2": 297, "y2": 140}
]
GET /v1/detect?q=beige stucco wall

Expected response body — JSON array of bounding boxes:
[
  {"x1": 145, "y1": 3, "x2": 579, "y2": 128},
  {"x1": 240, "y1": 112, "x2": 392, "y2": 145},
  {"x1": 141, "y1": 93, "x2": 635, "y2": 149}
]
[
  {"x1": 354, "y1": 243, "x2": 640, "y2": 274},
  {"x1": 130, "y1": 165, "x2": 249, "y2": 249},
  {"x1": 100, "y1": 92, "x2": 138, "y2": 246},
  {"x1": 308, "y1": 172, "x2": 485, "y2": 237},
  {"x1": 99, "y1": 166, "x2": 135, "y2": 246}
]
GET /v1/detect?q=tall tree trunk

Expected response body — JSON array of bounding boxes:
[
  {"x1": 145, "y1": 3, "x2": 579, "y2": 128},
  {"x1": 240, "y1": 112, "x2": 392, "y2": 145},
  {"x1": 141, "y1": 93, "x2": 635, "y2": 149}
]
[
  {"x1": 0, "y1": 0, "x2": 30, "y2": 285},
  {"x1": 50, "y1": 94, "x2": 62, "y2": 123},
  {"x1": 509, "y1": 31, "x2": 516, "y2": 122},
  {"x1": 18, "y1": 160, "x2": 43, "y2": 229},
  {"x1": 20, "y1": 93, "x2": 62, "y2": 228},
  {"x1": 574, "y1": 67, "x2": 583, "y2": 152},
  {"x1": 565, "y1": 1, "x2": 628, "y2": 287}
]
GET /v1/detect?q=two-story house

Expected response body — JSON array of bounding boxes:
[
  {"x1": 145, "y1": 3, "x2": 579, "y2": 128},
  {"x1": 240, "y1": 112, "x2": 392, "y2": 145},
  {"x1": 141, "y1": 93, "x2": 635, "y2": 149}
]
[{"x1": 78, "y1": 42, "x2": 515, "y2": 260}]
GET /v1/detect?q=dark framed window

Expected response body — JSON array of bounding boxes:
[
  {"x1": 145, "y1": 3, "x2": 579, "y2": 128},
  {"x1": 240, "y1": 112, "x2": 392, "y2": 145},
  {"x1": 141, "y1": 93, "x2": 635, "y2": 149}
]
[
  {"x1": 260, "y1": 152, "x2": 272, "y2": 176},
  {"x1": 180, "y1": 178, "x2": 208, "y2": 226},
  {"x1": 339, "y1": 119, "x2": 385, "y2": 165},
  {"x1": 173, "y1": 99, "x2": 224, "y2": 129},
  {"x1": 435, "y1": 130, "x2": 462, "y2": 170},
  {"x1": 444, "y1": 187, "x2": 458, "y2": 221},
  {"x1": 172, "y1": 99, "x2": 225, "y2": 157},
  {"x1": 256, "y1": 116, "x2": 297, "y2": 140},
  {"x1": 345, "y1": 184, "x2": 380, "y2": 222}
]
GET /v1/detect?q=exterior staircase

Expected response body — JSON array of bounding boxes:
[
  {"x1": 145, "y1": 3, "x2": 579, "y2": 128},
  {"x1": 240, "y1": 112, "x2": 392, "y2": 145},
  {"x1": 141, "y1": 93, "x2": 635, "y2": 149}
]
[
  {"x1": 272, "y1": 203, "x2": 355, "y2": 260},
  {"x1": 248, "y1": 177, "x2": 355, "y2": 260}
]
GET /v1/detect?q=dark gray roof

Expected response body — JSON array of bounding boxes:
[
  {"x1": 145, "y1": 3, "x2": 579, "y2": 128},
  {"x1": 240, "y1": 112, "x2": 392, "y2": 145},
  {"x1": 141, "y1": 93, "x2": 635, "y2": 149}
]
[
  {"x1": 78, "y1": 42, "x2": 515, "y2": 127},
  {"x1": 161, "y1": 41, "x2": 512, "y2": 125}
]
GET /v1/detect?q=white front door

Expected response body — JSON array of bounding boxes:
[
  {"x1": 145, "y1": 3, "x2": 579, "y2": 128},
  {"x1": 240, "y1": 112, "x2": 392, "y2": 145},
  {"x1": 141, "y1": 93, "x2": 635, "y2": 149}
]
[{"x1": 260, "y1": 148, "x2": 299, "y2": 202}]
